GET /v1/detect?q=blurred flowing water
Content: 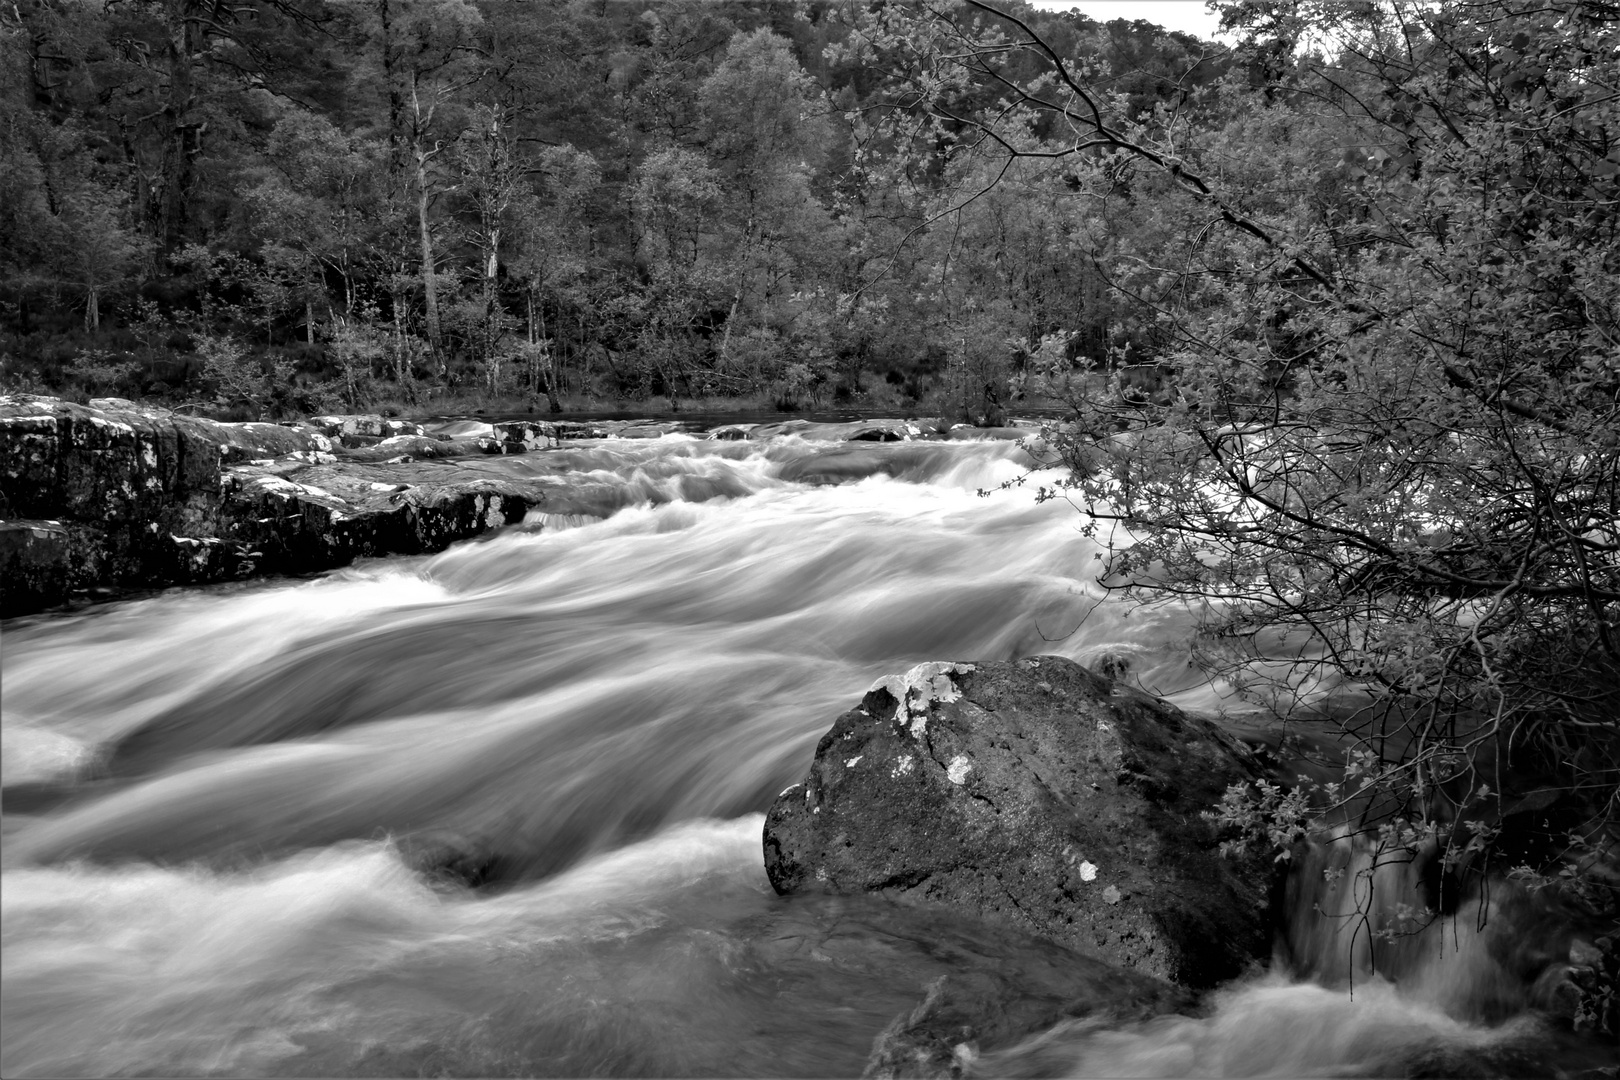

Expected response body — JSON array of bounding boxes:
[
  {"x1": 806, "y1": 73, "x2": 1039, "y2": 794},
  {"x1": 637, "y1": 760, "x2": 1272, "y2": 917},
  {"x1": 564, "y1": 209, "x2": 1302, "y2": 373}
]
[{"x1": 0, "y1": 431, "x2": 1595, "y2": 1077}]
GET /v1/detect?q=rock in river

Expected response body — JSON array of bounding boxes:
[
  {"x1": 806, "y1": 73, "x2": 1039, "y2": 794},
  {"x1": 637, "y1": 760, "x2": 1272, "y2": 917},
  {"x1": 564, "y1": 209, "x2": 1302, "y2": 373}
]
[{"x1": 763, "y1": 656, "x2": 1274, "y2": 988}]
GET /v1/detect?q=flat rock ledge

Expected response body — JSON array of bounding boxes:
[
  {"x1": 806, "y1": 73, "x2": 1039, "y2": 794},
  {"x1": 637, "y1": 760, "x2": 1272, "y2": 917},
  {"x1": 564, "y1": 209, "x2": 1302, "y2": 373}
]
[
  {"x1": 764, "y1": 655, "x2": 1275, "y2": 991},
  {"x1": 0, "y1": 395, "x2": 548, "y2": 615}
]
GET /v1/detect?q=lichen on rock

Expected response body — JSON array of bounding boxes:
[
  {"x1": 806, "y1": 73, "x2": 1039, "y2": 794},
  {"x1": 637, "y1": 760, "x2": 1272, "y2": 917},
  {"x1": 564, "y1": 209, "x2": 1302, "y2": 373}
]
[{"x1": 867, "y1": 661, "x2": 976, "y2": 737}]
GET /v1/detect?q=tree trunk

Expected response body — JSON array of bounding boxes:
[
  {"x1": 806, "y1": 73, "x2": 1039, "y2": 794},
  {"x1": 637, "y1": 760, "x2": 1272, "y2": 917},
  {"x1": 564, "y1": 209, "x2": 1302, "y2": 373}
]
[
  {"x1": 409, "y1": 80, "x2": 444, "y2": 361},
  {"x1": 548, "y1": 327, "x2": 562, "y2": 413},
  {"x1": 717, "y1": 206, "x2": 753, "y2": 370},
  {"x1": 718, "y1": 291, "x2": 742, "y2": 371},
  {"x1": 415, "y1": 154, "x2": 441, "y2": 356},
  {"x1": 378, "y1": 0, "x2": 406, "y2": 176},
  {"x1": 538, "y1": 296, "x2": 560, "y2": 412},
  {"x1": 483, "y1": 241, "x2": 499, "y2": 392},
  {"x1": 84, "y1": 285, "x2": 99, "y2": 332},
  {"x1": 154, "y1": 0, "x2": 199, "y2": 256},
  {"x1": 306, "y1": 299, "x2": 315, "y2": 344}
]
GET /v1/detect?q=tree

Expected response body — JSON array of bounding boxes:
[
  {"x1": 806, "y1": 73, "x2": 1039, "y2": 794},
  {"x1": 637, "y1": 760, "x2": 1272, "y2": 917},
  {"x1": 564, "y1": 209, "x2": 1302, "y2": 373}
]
[
  {"x1": 345, "y1": 0, "x2": 485, "y2": 358},
  {"x1": 247, "y1": 109, "x2": 390, "y2": 335},
  {"x1": 198, "y1": 331, "x2": 291, "y2": 417},
  {"x1": 96, "y1": 0, "x2": 330, "y2": 256},
  {"x1": 507, "y1": 144, "x2": 601, "y2": 409},
  {"x1": 455, "y1": 103, "x2": 522, "y2": 394},
  {"x1": 631, "y1": 145, "x2": 725, "y2": 402},
  {"x1": 882, "y1": 0, "x2": 1619, "y2": 936},
  {"x1": 27, "y1": 144, "x2": 148, "y2": 332},
  {"x1": 699, "y1": 27, "x2": 832, "y2": 369}
]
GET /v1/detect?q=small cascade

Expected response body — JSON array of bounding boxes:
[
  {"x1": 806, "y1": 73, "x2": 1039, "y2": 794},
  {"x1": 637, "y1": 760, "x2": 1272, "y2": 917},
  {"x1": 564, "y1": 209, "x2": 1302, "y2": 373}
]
[{"x1": 973, "y1": 825, "x2": 1613, "y2": 1077}]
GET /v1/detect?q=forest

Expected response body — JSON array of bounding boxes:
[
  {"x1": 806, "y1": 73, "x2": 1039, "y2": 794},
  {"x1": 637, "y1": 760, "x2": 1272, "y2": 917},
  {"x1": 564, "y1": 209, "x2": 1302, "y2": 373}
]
[{"x1": 1, "y1": 0, "x2": 1233, "y2": 416}]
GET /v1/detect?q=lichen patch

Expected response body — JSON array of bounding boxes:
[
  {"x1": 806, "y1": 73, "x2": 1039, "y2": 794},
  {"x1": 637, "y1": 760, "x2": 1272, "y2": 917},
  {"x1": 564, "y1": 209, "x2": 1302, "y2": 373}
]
[
  {"x1": 481, "y1": 494, "x2": 505, "y2": 529},
  {"x1": 867, "y1": 661, "x2": 975, "y2": 736}
]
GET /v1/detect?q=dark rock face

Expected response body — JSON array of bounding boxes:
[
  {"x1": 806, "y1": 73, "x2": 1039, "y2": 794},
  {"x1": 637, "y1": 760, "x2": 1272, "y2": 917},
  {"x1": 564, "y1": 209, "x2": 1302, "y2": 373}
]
[
  {"x1": 0, "y1": 520, "x2": 100, "y2": 614},
  {"x1": 221, "y1": 464, "x2": 534, "y2": 576},
  {"x1": 0, "y1": 396, "x2": 547, "y2": 615},
  {"x1": 763, "y1": 656, "x2": 1274, "y2": 988}
]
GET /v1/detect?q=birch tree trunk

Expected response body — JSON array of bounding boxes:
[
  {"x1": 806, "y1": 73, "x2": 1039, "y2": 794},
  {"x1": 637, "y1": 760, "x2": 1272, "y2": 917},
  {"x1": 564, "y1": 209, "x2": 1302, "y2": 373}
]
[{"x1": 411, "y1": 81, "x2": 443, "y2": 359}]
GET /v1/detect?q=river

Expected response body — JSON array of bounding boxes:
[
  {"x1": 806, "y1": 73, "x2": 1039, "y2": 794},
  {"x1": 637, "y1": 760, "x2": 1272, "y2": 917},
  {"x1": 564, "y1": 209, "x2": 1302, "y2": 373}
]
[{"x1": 0, "y1": 428, "x2": 1602, "y2": 1076}]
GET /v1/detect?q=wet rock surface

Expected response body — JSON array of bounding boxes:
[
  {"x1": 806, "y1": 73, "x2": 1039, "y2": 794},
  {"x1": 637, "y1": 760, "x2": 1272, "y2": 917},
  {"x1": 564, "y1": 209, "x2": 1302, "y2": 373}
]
[
  {"x1": 763, "y1": 655, "x2": 1275, "y2": 989},
  {"x1": 862, "y1": 965, "x2": 1183, "y2": 1079},
  {"x1": 0, "y1": 396, "x2": 547, "y2": 614},
  {"x1": 220, "y1": 462, "x2": 535, "y2": 577}
]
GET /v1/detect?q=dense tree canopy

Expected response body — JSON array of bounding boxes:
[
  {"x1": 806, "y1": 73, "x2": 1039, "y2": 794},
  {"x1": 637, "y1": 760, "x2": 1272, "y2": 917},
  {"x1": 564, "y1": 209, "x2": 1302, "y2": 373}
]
[{"x1": 0, "y1": 0, "x2": 1229, "y2": 414}]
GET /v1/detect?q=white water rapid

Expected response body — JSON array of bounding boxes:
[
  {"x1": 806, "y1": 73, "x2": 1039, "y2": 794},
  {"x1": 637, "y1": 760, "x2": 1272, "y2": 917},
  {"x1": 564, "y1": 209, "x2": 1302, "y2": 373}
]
[{"x1": 0, "y1": 429, "x2": 1602, "y2": 1077}]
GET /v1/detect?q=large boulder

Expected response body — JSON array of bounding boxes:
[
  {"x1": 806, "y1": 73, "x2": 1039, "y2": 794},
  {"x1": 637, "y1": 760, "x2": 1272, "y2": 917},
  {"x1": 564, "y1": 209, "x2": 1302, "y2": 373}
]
[{"x1": 763, "y1": 656, "x2": 1275, "y2": 988}]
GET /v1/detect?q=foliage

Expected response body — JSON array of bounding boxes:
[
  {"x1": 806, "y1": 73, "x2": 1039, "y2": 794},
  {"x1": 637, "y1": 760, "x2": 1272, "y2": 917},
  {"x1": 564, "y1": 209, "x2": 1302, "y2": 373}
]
[
  {"x1": 198, "y1": 333, "x2": 292, "y2": 418},
  {"x1": 2, "y1": 0, "x2": 1223, "y2": 412},
  {"x1": 883, "y1": 0, "x2": 1618, "y2": 922},
  {"x1": 62, "y1": 349, "x2": 142, "y2": 397}
]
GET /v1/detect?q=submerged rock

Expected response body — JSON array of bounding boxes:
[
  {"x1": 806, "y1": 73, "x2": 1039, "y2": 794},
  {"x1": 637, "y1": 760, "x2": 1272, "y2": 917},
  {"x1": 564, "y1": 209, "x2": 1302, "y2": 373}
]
[
  {"x1": 395, "y1": 829, "x2": 503, "y2": 888},
  {"x1": 305, "y1": 414, "x2": 425, "y2": 440},
  {"x1": 707, "y1": 423, "x2": 758, "y2": 441},
  {"x1": 763, "y1": 656, "x2": 1274, "y2": 989},
  {"x1": 863, "y1": 965, "x2": 1183, "y2": 1080},
  {"x1": 491, "y1": 419, "x2": 558, "y2": 450},
  {"x1": 0, "y1": 396, "x2": 547, "y2": 614}
]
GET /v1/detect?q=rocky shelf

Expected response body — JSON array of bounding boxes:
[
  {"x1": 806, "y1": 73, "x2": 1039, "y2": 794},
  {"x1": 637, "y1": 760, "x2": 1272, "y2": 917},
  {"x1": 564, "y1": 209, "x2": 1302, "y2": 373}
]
[{"x1": 0, "y1": 396, "x2": 562, "y2": 616}]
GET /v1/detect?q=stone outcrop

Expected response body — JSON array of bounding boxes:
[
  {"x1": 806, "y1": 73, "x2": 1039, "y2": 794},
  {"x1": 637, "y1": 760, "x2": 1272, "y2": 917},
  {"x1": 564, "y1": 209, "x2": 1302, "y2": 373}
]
[
  {"x1": 0, "y1": 396, "x2": 548, "y2": 615},
  {"x1": 763, "y1": 656, "x2": 1275, "y2": 989},
  {"x1": 218, "y1": 463, "x2": 535, "y2": 577}
]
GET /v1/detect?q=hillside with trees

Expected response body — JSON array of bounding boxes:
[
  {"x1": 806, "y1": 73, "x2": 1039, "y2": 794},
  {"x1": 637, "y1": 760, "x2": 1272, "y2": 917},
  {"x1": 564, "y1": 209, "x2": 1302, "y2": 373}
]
[{"x1": 0, "y1": 0, "x2": 1224, "y2": 417}]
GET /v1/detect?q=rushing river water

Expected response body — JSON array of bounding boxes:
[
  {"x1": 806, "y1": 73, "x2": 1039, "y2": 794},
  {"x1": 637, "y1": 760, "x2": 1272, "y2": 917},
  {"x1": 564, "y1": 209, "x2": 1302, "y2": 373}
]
[{"x1": 0, "y1": 429, "x2": 1605, "y2": 1076}]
